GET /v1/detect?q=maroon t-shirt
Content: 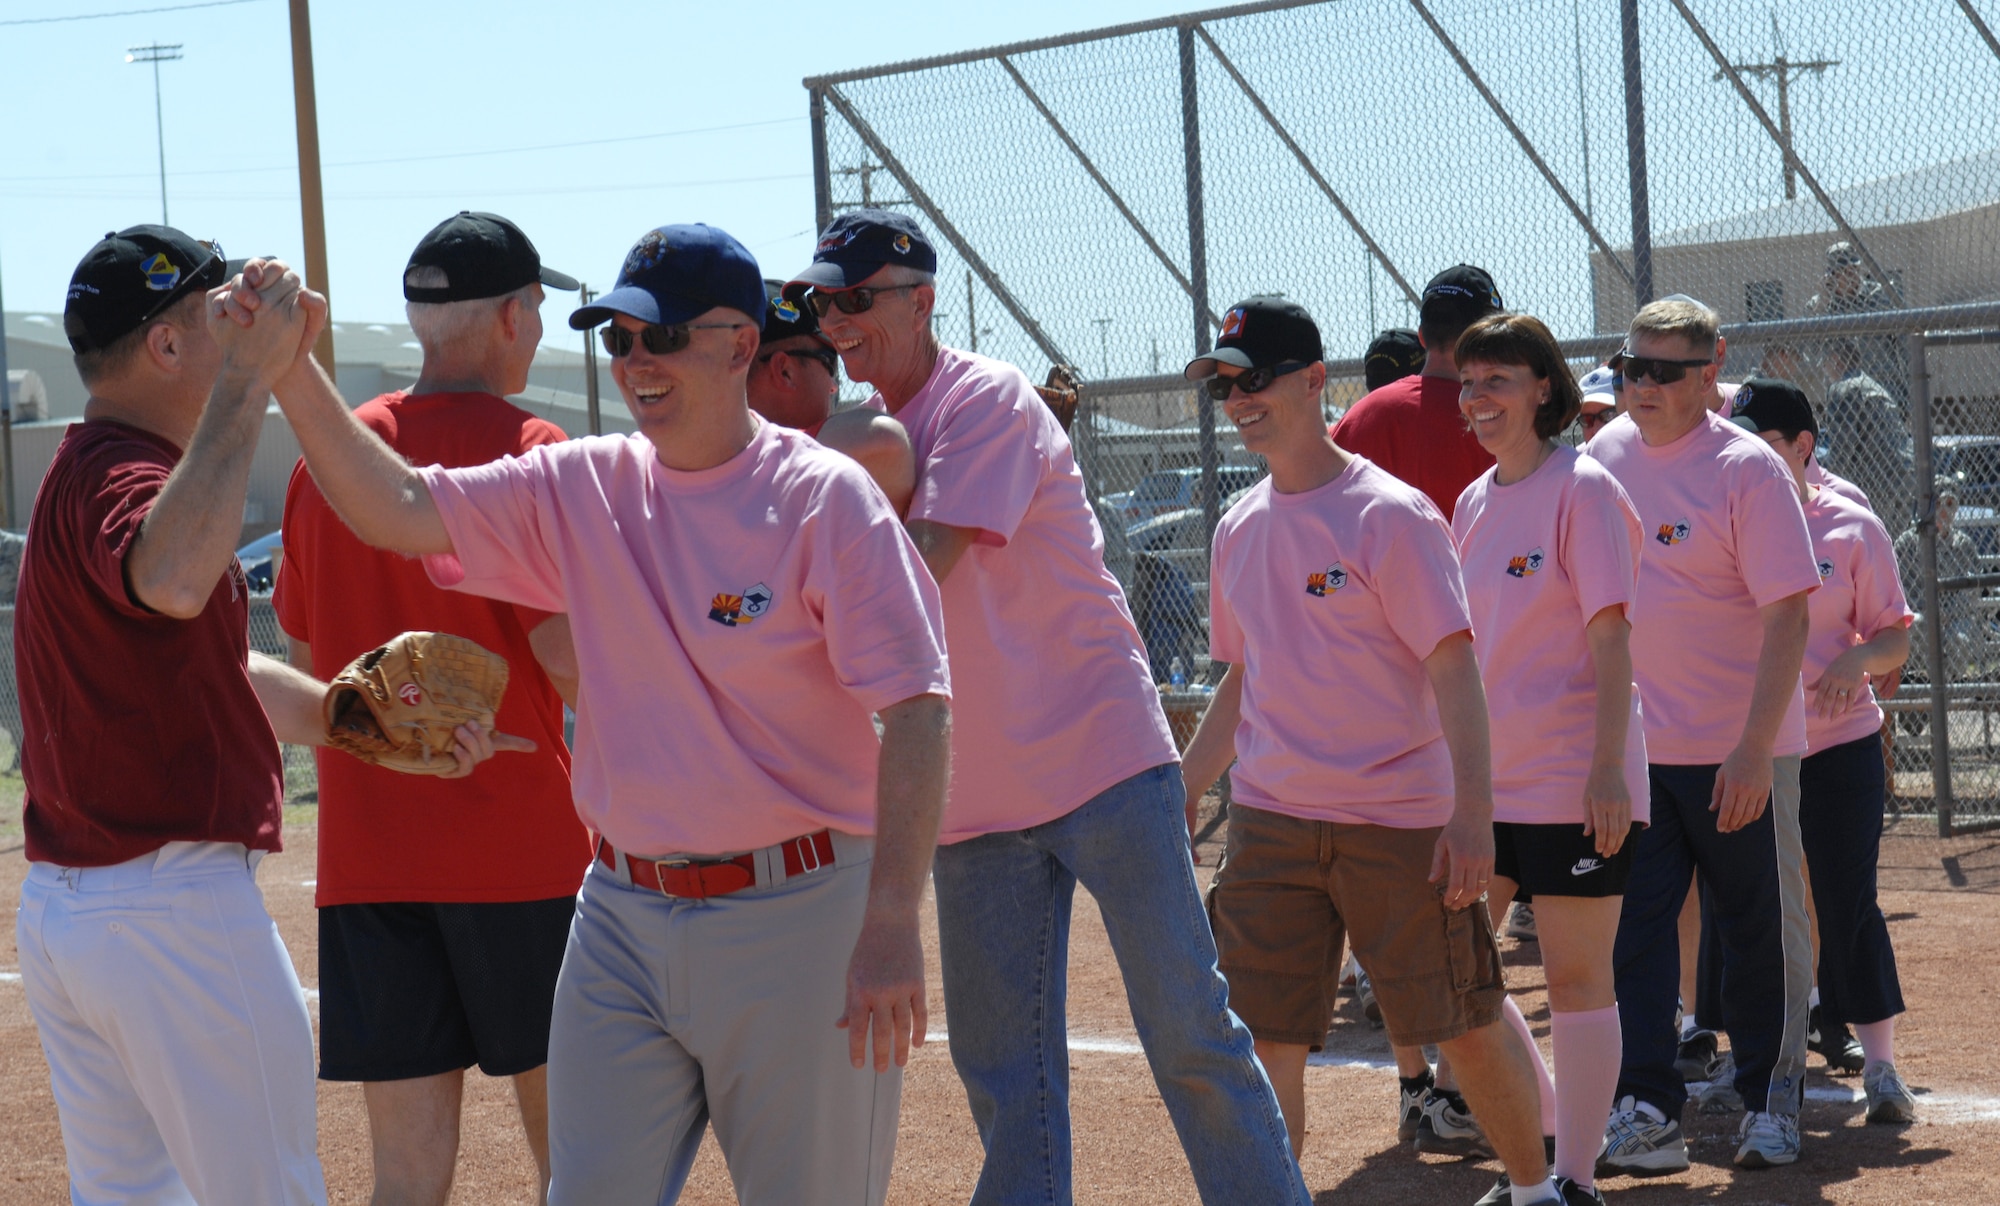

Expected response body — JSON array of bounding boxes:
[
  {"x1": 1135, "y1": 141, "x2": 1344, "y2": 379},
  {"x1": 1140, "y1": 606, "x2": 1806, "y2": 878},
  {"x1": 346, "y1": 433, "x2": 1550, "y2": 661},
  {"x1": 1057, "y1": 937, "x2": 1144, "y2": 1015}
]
[
  {"x1": 1330, "y1": 373, "x2": 1494, "y2": 521},
  {"x1": 17, "y1": 419, "x2": 283, "y2": 866}
]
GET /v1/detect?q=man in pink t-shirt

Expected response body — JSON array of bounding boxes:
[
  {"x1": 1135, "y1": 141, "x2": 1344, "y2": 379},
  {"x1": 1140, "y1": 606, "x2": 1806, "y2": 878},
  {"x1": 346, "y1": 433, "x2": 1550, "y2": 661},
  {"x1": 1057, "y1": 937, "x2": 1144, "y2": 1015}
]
[
  {"x1": 1733, "y1": 379, "x2": 1917, "y2": 1125},
  {"x1": 241, "y1": 224, "x2": 953, "y2": 1206},
  {"x1": 784, "y1": 212, "x2": 1308, "y2": 1205},
  {"x1": 1583, "y1": 300, "x2": 1820, "y2": 1174},
  {"x1": 1180, "y1": 297, "x2": 1563, "y2": 1205}
]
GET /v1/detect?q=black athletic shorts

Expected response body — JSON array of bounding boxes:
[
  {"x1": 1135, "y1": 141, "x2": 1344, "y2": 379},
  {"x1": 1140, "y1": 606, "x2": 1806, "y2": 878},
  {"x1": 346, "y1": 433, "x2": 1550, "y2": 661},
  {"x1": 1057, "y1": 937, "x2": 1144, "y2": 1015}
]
[
  {"x1": 318, "y1": 896, "x2": 576, "y2": 1082},
  {"x1": 1492, "y1": 821, "x2": 1640, "y2": 900}
]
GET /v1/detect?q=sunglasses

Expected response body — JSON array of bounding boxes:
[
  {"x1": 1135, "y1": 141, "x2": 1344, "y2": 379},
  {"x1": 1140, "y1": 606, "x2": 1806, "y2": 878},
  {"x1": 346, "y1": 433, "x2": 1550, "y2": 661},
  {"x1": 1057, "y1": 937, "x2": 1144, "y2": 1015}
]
[
  {"x1": 1578, "y1": 408, "x2": 1616, "y2": 430},
  {"x1": 599, "y1": 321, "x2": 748, "y2": 358},
  {"x1": 1617, "y1": 352, "x2": 1714, "y2": 385},
  {"x1": 805, "y1": 284, "x2": 918, "y2": 318},
  {"x1": 758, "y1": 346, "x2": 840, "y2": 375},
  {"x1": 1201, "y1": 361, "x2": 1312, "y2": 403}
]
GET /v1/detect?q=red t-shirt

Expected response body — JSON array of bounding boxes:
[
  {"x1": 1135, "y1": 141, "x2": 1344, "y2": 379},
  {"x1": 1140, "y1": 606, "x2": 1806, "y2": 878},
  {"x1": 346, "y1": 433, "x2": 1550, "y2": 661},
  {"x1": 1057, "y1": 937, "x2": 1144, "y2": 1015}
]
[
  {"x1": 18, "y1": 420, "x2": 283, "y2": 866},
  {"x1": 1330, "y1": 373, "x2": 1493, "y2": 521},
  {"x1": 274, "y1": 392, "x2": 587, "y2": 906}
]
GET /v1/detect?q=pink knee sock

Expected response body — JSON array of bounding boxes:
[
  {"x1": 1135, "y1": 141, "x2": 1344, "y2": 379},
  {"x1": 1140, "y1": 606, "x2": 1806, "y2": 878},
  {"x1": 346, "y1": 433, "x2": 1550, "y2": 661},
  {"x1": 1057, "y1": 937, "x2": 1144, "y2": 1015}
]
[
  {"x1": 1550, "y1": 1005, "x2": 1622, "y2": 1189},
  {"x1": 1856, "y1": 1017, "x2": 1896, "y2": 1066},
  {"x1": 1502, "y1": 995, "x2": 1558, "y2": 1137}
]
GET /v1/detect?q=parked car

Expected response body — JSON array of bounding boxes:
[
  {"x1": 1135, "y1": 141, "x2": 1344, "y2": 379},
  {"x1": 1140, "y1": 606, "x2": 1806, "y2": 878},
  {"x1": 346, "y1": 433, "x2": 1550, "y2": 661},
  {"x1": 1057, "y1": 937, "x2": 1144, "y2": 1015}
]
[
  {"x1": 1109, "y1": 465, "x2": 1263, "y2": 531},
  {"x1": 237, "y1": 530, "x2": 283, "y2": 593}
]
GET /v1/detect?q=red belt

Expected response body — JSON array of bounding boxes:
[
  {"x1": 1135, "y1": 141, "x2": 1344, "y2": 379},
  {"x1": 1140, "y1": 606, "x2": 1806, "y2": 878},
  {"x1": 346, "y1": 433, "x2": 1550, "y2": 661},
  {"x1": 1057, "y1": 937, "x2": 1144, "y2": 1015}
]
[{"x1": 595, "y1": 830, "x2": 837, "y2": 899}]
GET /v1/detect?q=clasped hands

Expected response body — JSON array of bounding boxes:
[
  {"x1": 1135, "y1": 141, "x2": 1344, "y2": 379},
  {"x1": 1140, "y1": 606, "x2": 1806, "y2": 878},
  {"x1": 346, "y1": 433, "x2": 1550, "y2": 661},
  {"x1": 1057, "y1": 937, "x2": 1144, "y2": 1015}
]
[{"x1": 206, "y1": 258, "x2": 329, "y2": 387}]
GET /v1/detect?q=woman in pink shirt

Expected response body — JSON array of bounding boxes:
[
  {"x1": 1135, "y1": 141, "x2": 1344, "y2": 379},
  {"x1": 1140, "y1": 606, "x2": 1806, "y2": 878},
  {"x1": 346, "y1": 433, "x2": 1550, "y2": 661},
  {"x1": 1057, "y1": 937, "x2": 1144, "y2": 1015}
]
[
  {"x1": 1452, "y1": 313, "x2": 1649, "y2": 1204},
  {"x1": 1730, "y1": 378, "x2": 1918, "y2": 1126}
]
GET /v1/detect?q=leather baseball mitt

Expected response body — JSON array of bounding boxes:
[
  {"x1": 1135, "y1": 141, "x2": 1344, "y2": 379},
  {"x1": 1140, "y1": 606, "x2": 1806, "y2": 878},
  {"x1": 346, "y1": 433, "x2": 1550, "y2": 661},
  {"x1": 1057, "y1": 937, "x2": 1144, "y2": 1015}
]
[
  {"x1": 1035, "y1": 364, "x2": 1082, "y2": 432},
  {"x1": 324, "y1": 632, "x2": 510, "y2": 776}
]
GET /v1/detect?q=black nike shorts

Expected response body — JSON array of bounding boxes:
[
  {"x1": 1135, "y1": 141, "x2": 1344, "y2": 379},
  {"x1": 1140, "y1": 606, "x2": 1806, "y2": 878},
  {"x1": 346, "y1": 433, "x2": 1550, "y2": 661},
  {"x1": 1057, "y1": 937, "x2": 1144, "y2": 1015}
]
[{"x1": 1492, "y1": 821, "x2": 1639, "y2": 900}]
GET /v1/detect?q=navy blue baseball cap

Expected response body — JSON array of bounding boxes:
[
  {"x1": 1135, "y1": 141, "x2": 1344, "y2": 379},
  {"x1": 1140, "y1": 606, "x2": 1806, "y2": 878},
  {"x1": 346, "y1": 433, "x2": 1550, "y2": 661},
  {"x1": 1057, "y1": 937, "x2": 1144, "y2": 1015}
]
[
  {"x1": 781, "y1": 208, "x2": 937, "y2": 300},
  {"x1": 761, "y1": 279, "x2": 828, "y2": 345},
  {"x1": 568, "y1": 224, "x2": 765, "y2": 331}
]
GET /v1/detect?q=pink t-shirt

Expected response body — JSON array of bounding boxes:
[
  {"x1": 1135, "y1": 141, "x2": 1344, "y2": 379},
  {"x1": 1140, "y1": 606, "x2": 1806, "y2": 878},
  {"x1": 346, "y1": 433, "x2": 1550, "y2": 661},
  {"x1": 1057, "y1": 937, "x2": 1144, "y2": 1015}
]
[
  {"x1": 1806, "y1": 459, "x2": 1871, "y2": 511},
  {"x1": 1209, "y1": 458, "x2": 1471, "y2": 828},
  {"x1": 1584, "y1": 411, "x2": 1821, "y2": 763},
  {"x1": 418, "y1": 420, "x2": 951, "y2": 856},
  {"x1": 876, "y1": 347, "x2": 1178, "y2": 842},
  {"x1": 1803, "y1": 487, "x2": 1913, "y2": 753},
  {"x1": 1452, "y1": 448, "x2": 1650, "y2": 826}
]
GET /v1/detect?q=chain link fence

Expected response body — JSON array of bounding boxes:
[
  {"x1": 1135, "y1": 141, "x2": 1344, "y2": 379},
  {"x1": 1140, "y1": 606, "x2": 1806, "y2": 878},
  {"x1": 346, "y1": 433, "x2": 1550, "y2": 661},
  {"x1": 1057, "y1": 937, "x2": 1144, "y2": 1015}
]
[{"x1": 807, "y1": 0, "x2": 2000, "y2": 831}]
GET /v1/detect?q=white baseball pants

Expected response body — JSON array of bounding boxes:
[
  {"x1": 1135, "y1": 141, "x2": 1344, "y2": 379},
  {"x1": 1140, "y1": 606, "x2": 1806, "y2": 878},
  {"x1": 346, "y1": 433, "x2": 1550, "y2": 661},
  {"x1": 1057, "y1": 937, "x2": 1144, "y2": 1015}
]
[{"x1": 15, "y1": 840, "x2": 327, "y2": 1206}]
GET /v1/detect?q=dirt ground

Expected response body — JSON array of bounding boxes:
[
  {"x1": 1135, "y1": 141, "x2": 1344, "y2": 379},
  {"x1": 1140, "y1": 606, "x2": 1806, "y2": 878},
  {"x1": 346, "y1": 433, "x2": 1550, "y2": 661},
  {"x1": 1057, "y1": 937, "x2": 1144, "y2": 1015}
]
[{"x1": 2, "y1": 808, "x2": 1997, "y2": 1205}]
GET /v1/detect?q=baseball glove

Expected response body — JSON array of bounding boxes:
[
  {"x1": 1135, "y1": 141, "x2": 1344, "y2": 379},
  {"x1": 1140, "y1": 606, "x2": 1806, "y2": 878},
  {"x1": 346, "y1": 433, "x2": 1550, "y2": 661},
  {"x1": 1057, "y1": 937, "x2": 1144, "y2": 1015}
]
[
  {"x1": 324, "y1": 631, "x2": 510, "y2": 776},
  {"x1": 1035, "y1": 364, "x2": 1082, "y2": 433}
]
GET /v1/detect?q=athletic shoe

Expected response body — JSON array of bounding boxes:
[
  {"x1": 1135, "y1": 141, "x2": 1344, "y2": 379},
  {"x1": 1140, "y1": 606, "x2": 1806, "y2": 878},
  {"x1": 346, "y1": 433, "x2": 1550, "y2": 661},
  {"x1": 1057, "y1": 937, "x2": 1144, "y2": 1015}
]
[
  {"x1": 1597, "y1": 1095, "x2": 1690, "y2": 1177},
  {"x1": 1674, "y1": 1028, "x2": 1719, "y2": 1081},
  {"x1": 1414, "y1": 1086, "x2": 1493, "y2": 1157},
  {"x1": 1474, "y1": 1174, "x2": 1514, "y2": 1206},
  {"x1": 1553, "y1": 1176, "x2": 1607, "y2": 1205},
  {"x1": 1733, "y1": 1110, "x2": 1801, "y2": 1168},
  {"x1": 1357, "y1": 967, "x2": 1383, "y2": 1027},
  {"x1": 1864, "y1": 1061, "x2": 1917, "y2": 1124},
  {"x1": 1398, "y1": 1067, "x2": 1434, "y2": 1141},
  {"x1": 1506, "y1": 901, "x2": 1538, "y2": 941},
  {"x1": 1698, "y1": 1052, "x2": 1742, "y2": 1114},
  {"x1": 1809, "y1": 1006, "x2": 1867, "y2": 1074}
]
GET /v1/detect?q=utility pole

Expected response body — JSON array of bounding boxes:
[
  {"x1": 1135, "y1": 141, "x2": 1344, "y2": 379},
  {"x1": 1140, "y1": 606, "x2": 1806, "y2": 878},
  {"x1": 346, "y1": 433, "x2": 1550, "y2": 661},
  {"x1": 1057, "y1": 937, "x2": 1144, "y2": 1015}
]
[
  {"x1": 1093, "y1": 317, "x2": 1113, "y2": 378},
  {"x1": 125, "y1": 42, "x2": 182, "y2": 225},
  {"x1": 831, "y1": 162, "x2": 911, "y2": 211},
  {"x1": 966, "y1": 270, "x2": 976, "y2": 353},
  {"x1": 580, "y1": 284, "x2": 602, "y2": 436},
  {"x1": 1714, "y1": 13, "x2": 1837, "y2": 201},
  {"x1": 288, "y1": 0, "x2": 336, "y2": 381}
]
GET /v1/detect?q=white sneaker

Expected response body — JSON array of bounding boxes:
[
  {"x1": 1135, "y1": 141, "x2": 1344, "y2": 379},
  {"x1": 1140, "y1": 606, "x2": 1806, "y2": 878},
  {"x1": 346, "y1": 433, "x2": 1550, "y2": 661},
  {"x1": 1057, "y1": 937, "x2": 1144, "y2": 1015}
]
[
  {"x1": 1697, "y1": 1052, "x2": 1742, "y2": 1114},
  {"x1": 1597, "y1": 1095, "x2": 1689, "y2": 1177},
  {"x1": 1734, "y1": 1110, "x2": 1801, "y2": 1168},
  {"x1": 1506, "y1": 901, "x2": 1538, "y2": 941},
  {"x1": 1864, "y1": 1061, "x2": 1917, "y2": 1124}
]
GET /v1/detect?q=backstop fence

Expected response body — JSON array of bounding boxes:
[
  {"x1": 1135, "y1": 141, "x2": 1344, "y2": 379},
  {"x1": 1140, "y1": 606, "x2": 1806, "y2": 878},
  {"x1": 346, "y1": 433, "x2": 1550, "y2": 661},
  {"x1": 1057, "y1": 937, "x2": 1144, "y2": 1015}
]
[{"x1": 805, "y1": 0, "x2": 2000, "y2": 834}]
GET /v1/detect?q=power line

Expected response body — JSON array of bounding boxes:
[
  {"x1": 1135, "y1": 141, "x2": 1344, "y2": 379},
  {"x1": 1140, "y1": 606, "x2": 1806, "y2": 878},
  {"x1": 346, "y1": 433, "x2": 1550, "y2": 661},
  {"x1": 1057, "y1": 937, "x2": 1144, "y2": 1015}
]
[
  {"x1": 0, "y1": 0, "x2": 260, "y2": 26},
  {"x1": 0, "y1": 115, "x2": 806, "y2": 184}
]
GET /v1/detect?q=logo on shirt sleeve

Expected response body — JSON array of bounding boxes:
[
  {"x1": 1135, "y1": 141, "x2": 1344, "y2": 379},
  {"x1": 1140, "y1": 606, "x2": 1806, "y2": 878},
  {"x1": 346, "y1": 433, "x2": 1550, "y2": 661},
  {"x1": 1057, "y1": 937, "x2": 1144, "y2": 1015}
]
[
  {"x1": 1656, "y1": 518, "x2": 1691, "y2": 547},
  {"x1": 1306, "y1": 562, "x2": 1348, "y2": 597},
  {"x1": 1506, "y1": 547, "x2": 1546, "y2": 578},
  {"x1": 709, "y1": 582, "x2": 775, "y2": 627},
  {"x1": 1817, "y1": 557, "x2": 1835, "y2": 580}
]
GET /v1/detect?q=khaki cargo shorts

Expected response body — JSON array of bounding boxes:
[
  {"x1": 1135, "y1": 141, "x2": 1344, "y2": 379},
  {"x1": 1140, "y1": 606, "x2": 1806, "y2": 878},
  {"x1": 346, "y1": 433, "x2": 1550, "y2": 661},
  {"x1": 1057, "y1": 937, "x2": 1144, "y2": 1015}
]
[{"x1": 1206, "y1": 804, "x2": 1505, "y2": 1049}]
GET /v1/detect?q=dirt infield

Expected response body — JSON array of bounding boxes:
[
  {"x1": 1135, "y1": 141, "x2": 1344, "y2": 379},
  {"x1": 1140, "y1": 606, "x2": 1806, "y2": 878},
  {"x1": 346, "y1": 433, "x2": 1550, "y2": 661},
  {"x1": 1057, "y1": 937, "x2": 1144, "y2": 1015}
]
[{"x1": 3, "y1": 809, "x2": 1997, "y2": 1204}]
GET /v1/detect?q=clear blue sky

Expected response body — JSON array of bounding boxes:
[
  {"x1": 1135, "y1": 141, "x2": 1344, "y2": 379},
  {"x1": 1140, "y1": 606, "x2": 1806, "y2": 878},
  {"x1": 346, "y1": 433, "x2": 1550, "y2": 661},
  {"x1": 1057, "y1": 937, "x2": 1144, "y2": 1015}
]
[{"x1": 0, "y1": 0, "x2": 1191, "y2": 339}]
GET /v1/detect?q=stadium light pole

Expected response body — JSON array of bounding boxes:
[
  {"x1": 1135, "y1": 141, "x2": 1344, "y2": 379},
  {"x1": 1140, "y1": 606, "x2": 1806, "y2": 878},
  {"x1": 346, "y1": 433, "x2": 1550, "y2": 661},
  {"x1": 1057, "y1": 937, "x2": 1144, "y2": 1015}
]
[
  {"x1": 125, "y1": 42, "x2": 182, "y2": 225},
  {"x1": 289, "y1": 0, "x2": 335, "y2": 382}
]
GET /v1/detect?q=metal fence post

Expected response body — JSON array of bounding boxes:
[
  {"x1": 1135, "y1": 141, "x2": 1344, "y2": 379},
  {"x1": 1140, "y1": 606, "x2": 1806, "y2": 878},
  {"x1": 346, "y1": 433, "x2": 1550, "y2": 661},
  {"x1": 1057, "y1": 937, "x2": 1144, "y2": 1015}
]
[
  {"x1": 1180, "y1": 23, "x2": 1221, "y2": 549},
  {"x1": 1908, "y1": 331, "x2": 1953, "y2": 835},
  {"x1": 810, "y1": 85, "x2": 833, "y2": 233},
  {"x1": 580, "y1": 284, "x2": 602, "y2": 438},
  {"x1": 1621, "y1": 0, "x2": 1653, "y2": 309}
]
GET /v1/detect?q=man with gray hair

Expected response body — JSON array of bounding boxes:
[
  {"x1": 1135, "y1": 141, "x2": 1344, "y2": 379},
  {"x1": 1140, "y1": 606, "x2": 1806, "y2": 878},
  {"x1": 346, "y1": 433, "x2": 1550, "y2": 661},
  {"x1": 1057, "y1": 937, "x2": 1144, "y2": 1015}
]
[{"x1": 273, "y1": 211, "x2": 588, "y2": 1206}]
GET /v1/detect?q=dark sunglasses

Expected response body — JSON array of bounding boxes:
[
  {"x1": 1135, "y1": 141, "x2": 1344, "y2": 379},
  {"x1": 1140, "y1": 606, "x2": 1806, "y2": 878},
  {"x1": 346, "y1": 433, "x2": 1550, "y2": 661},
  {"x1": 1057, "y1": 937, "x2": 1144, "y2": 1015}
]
[
  {"x1": 599, "y1": 321, "x2": 748, "y2": 358},
  {"x1": 1201, "y1": 361, "x2": 1312, "y2": 403},
  {"x1": 1578, "y1": 408, "x2": 1616, "y2": 430},
  {"x1": 758, "y1": 346, "x2": 840, "y2": 375},
  {"x1": 805, "y1": 284, "x2": 918, "y2": 318},
  {"x1": 137, "y1": 238, "x2": 227, "y2": 327},
  {"x1": 1617, "y1": 352, "x2": 1713, "y2": 385}
]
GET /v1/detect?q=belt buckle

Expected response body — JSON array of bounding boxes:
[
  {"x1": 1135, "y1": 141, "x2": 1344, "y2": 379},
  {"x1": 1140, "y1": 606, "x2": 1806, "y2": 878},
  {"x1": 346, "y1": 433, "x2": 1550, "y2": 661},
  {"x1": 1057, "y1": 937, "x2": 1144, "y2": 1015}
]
[
  {"x1": 656, "y1": 857, "x2": 693, "y2": 897},
  {"x1": 794, "y1": 835, "x2": 822, "y2": 874}
]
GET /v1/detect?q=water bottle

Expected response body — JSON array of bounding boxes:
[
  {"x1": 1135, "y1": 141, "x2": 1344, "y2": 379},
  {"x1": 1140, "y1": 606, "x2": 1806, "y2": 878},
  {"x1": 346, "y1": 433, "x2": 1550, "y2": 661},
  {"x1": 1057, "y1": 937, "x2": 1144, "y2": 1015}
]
[{"x1": 1169, "y1": 657, "x2": 1187, "y2": 688}]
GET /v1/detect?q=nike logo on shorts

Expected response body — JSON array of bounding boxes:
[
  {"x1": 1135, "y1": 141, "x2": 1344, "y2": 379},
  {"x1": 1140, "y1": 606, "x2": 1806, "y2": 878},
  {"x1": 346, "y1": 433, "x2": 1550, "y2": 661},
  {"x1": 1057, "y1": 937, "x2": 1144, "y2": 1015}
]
[{"x1": 1570, "y1": 859, "x2": 1603, "y2": 876}]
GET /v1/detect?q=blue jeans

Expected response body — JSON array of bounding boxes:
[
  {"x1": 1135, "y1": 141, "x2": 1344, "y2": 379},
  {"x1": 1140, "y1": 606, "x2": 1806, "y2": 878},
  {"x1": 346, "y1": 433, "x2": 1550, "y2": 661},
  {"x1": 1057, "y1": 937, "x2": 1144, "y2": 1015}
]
[{"x1": 932, "y1": 763, "x2": 1309, "y2": 1206}]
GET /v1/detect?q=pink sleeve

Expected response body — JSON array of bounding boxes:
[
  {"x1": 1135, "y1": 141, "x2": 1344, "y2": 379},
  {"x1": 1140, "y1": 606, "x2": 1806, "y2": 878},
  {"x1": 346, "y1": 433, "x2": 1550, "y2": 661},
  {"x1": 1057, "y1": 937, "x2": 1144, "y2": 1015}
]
[
  {"x1": 1734, "y1": 466, "x2": 1823, "y2": 608},
  {"x1": 1208, "y1": 522, "x2": 1246, "y2": 663},
  {"x1": 418, "y1": 451, "x2": 566, "y2": 614},
  {"x1": 907, "y1": 385, "x2": 1042, "y2": 547},
  {"x1": 1377, "y1": 513, "x2": 1473, "y2": 661},
  {"x1": 1559, "y1": 474, "x2": 1642, "y2": 623},
  {"x1": 809, "y1": 470, "x2": 954, "y2": 713},
  {"x1": 1852, "y1": 513, "x2": 1916, "y2": 639}
]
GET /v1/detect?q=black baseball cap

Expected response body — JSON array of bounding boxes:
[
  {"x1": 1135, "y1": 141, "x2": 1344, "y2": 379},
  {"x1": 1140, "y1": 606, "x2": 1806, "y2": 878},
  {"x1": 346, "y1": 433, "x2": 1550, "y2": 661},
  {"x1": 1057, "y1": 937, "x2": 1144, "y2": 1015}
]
[
  {"x1": 782, "y1": 208, "x2": 937, "y2": 299},
  {"x1": 404, "y1": 211, "x2": 578, "y2": 303},
  {"x1": 1729, "y1": 377, "x2": 1818, "y2": 438},
  {"x1": 1363, "y1": 327, "x2": 1425, "y2": 391},
  {"x1": 1420, "y1": 264, "x2": 1503, "y2": 328},
  {"x1": 1183, "y1": 296, "x2": 1323, "y2": 379},
  {"x1": 63, "y1": 225, "x2": 226, "y2": 354},
  {"x1": 569, "y1": 224, "x2": 766, "y2": 331},
  {"x1": 760, "y1": 278, "x2": 828, "y2": 346}
]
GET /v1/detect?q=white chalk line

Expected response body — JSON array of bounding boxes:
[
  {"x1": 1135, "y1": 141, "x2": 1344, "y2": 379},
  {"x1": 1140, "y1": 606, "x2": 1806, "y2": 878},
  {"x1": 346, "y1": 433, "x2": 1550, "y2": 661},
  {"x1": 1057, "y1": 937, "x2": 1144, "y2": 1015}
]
[{"x1": 925, "y1": 1029, "x2": 2000, "y2": 1124}]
